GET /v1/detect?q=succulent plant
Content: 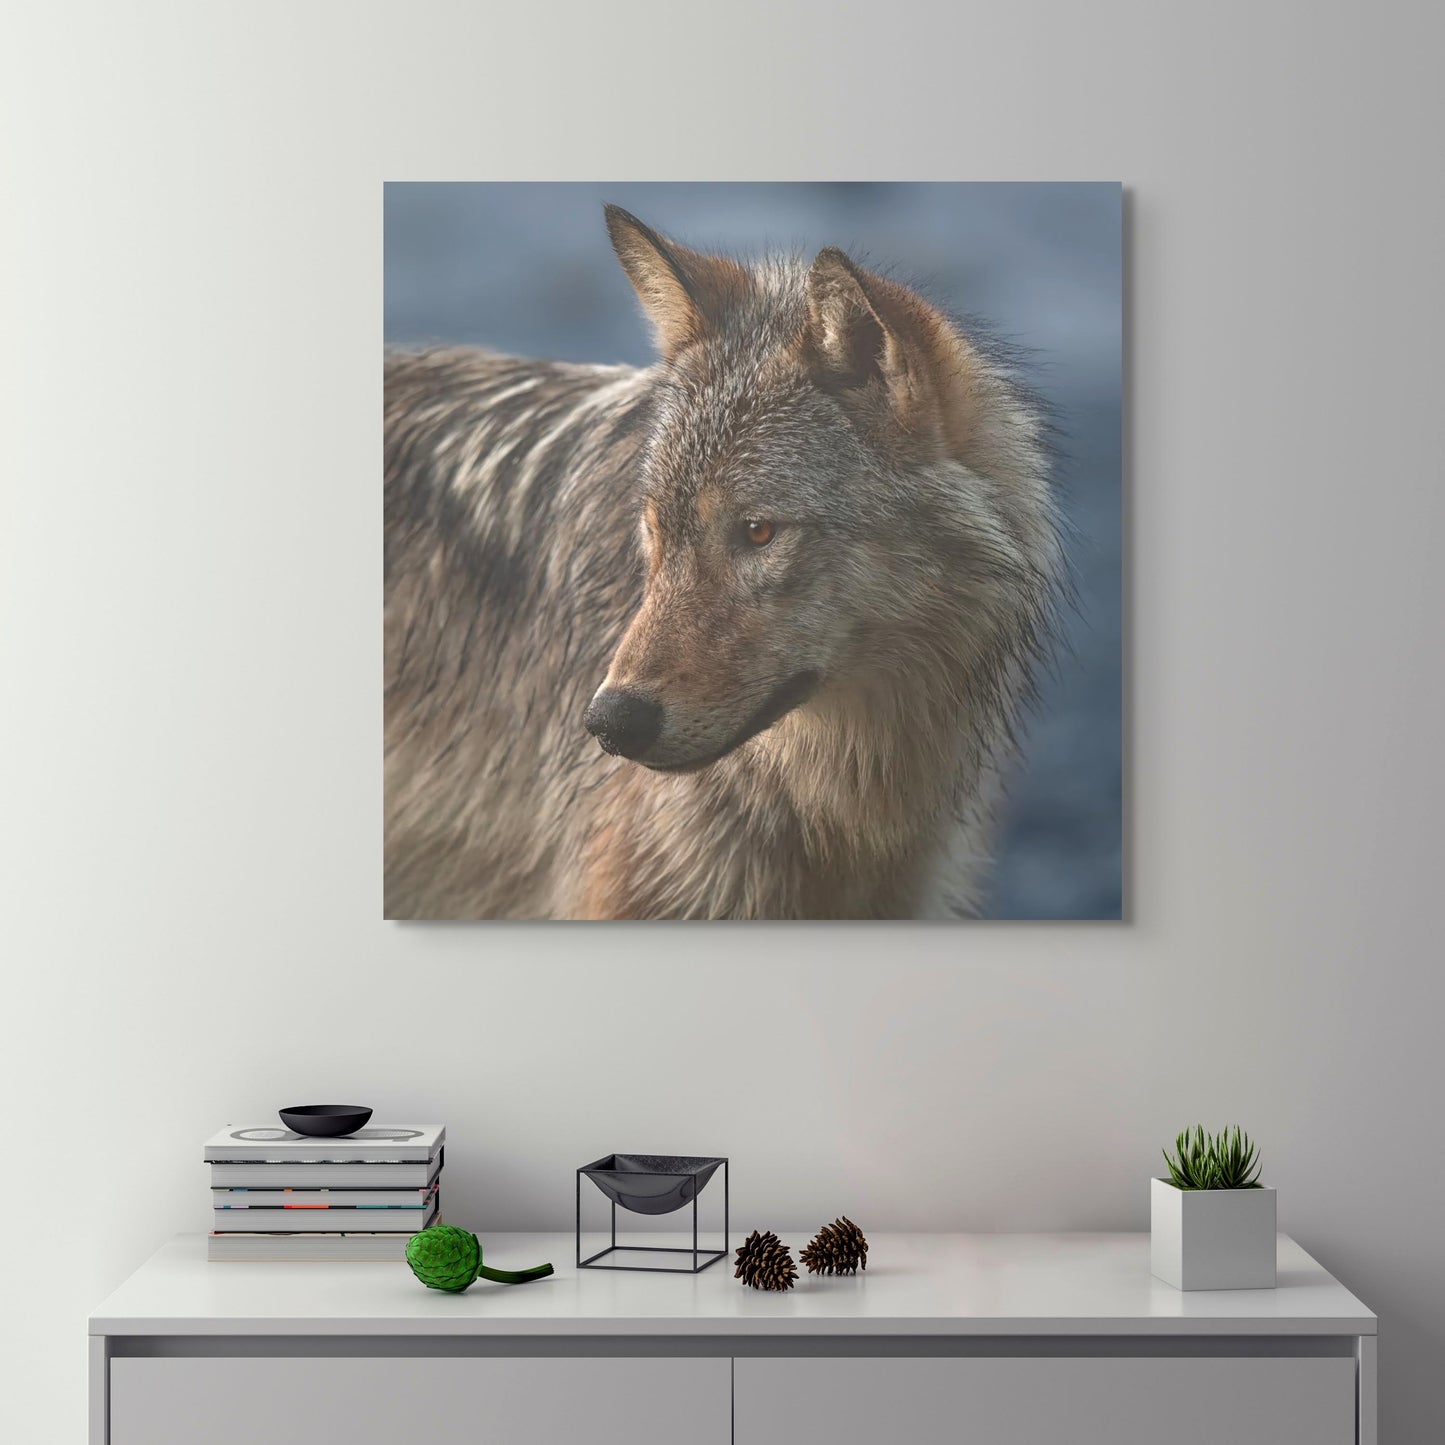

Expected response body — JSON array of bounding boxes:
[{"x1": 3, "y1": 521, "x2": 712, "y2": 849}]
[
  {"x1": 1162, "y1": 1125, "x2": 1263, "y2": 1190},
  {"x1": 405, "y1": 1224, "x2": 554, "y2": 1293}
]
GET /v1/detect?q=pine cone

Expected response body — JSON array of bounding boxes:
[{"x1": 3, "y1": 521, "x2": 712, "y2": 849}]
[
  {"x1": 407, "y1": 1224, "x2": 481, "y2": 1292},
  {"x1": 800, "y1": 1216, "x2": 868, "y2": 1276},
  {"x1": 733, "y1": 1229, "x2": 798, "y2": 1291}
]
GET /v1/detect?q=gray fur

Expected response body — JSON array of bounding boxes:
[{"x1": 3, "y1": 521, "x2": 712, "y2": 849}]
[{"x1": 384, "y1": 212, "x2": 1061, "y2": 919}]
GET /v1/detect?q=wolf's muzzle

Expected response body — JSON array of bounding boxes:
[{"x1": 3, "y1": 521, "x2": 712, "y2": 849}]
[{"x1": 584, "y1": 688, "x2": 664, "y2": 760}]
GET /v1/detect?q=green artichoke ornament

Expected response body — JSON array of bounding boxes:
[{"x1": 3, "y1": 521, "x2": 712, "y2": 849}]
[{"x1": 406, "y1": 1225, "x2": 554, "y2": 1293}]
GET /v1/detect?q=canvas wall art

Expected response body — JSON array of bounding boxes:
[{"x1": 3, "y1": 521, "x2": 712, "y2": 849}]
[{"x1": 384, "y1": 182, "x2": 1121, "y2": 920}]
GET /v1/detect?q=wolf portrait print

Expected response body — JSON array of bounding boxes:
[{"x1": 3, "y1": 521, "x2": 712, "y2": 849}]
[{"x1": 384, "y1": 184, "x2": 1122, "y2": 921}]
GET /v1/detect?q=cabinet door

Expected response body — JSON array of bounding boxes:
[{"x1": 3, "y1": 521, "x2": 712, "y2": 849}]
[
  {"x1": 111, "y1": 1356, "x2": 730, "y2": 1445},
  {"x1": 735, "y1": 1356, "x2": 1355, "y2": 1445}
]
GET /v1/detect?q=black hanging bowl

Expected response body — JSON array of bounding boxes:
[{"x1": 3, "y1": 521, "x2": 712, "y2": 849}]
[
  {"x1": 279, "y1": 1105, "x2": 373, "y2": 1137},
  {"x1": 581, "y1": 1154, "x2": 725, "y2": 1215}
]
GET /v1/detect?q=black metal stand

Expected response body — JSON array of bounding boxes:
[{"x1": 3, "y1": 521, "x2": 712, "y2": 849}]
[{"x1": 576, "y1": 1158, "x2": 728, "y2": 1274}]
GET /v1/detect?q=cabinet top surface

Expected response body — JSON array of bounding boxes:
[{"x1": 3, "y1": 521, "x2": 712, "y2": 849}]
[{"x1": 89, "y1": 1232, "x2": 1375, "y2": 1337}]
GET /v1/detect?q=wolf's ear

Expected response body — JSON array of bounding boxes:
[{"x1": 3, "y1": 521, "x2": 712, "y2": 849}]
[
  {"x1": 802, "y1": 247, "x2": 913, "y2": 394},
  {"x1": 604, "y1": 204, "x2": 746, "y2": 359}
]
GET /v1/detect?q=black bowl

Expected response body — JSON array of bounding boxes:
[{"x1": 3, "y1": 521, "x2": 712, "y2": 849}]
[
  {"x1": 580, "y1": 1154, "x2": 725, "y2": 1216},
  {"x1": 279, "y1": 1105, "x2": 373, "y2": 1137}
]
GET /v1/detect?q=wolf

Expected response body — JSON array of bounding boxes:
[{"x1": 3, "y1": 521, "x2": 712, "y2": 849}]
[{"x1": 384, "y1": 205, "x2": 1061, "y2": 919}]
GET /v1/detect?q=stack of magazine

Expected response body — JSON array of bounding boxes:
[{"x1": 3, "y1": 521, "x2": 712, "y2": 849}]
[{"x1": 204, "y1": 1123, "x2": 444, "y2": 1261}]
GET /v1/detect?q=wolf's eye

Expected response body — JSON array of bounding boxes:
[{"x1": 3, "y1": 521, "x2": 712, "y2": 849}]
[{"x1": 743, "y1": 519, "x2": 776, "y2": 547}]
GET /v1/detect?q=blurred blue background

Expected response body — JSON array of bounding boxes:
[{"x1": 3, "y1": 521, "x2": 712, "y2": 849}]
[{"x1": 384, "y1": 183, "x2": 1121, "y2": 920}]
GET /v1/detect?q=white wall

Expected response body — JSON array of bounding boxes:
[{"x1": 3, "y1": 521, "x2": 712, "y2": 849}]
[{"x1": 2, "y1": 2, "x2": 1441, "y2": 1440}]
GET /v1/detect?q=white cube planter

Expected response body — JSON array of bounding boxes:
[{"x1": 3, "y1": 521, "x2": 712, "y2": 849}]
[{"x1": 1150, "y1": 1177, "x2": 1277, "y2": 1290}]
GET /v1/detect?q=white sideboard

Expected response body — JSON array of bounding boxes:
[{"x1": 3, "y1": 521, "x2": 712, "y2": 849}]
[{"x1": 89, "y1": 1232, "x2": 1376, "y2": 1445}]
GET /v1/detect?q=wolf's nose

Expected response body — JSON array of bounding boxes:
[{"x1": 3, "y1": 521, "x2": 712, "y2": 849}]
[{"x1": 584, "y1": 688, "x2": 664, "y2": 759}]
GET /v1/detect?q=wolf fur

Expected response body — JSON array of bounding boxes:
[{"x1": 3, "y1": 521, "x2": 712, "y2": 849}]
[{"x1": 384, "y1": 206, "x2": 1061, "y2": 919}]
